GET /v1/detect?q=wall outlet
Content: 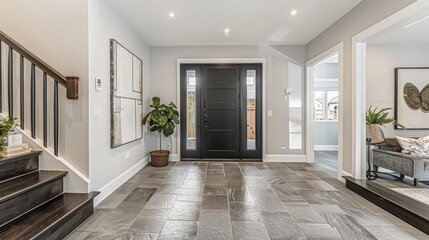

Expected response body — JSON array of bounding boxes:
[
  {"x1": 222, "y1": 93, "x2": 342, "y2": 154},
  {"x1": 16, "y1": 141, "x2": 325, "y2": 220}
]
[
  {"x1": 125, "y1": 151, "x2": 130, "y2": 159},
  {"x1": 93, "y1": 106, "x2": 102, "y2": 118},
  {"x1": 281, "y1": 144, "x2": 286, "y2": 150}
]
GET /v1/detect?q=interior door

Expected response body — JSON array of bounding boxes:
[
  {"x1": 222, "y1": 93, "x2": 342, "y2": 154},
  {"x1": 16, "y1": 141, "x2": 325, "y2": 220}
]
[{"x1": 202, "y1": 65, "x2": 240, "y2": 159}]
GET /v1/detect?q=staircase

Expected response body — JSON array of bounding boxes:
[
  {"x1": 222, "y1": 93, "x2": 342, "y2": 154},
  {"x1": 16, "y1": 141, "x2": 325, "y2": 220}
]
[
  {"x1": 0, "y1": 30, "x2": 98, "y2": 238},
  {"x1": 0, "y1": 151, "x2": 98, "y2": 239}
]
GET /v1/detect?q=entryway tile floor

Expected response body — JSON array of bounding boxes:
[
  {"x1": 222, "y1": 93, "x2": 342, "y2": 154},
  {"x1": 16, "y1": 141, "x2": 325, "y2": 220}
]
[{"x1": 67, "y1": 162, "x2": 428, "y2": 240}]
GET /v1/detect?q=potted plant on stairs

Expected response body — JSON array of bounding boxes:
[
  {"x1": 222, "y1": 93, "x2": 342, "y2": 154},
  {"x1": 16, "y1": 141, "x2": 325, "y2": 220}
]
[{"x1": 142, "y1": 97, "x2": 180, "y2": 167}]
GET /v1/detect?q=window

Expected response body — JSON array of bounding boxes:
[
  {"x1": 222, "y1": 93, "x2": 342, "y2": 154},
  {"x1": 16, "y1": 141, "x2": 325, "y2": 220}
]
[
  {"x1": 314, "y1": 90, "x2": 338, "y2": 120},
  {"x1": 186, "y1": 70, "x2": 196, "y2": 150}
]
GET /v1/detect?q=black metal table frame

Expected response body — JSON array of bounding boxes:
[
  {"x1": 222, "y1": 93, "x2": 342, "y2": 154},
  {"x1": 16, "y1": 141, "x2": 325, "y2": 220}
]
[{"x1": 366, "y1": 138, "x2": 401, "y2": 180}]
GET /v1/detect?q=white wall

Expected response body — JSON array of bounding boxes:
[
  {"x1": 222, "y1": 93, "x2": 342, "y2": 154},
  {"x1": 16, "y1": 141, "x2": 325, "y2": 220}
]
[
  {"x1": 306, "y1": 0, "x2": 415, "y2": 173},
  {"x1": 0, "y1": 0, "x2": 90, "y2": 177},
  {"x1": 149, "y1": 45, "x2": 306, "y2": 156},
  {"x1": 366, "y1": 44, "x2": 429, "y2": 138},
  {"x1": 89, "y1": 0, "x2": 150, "y2": 199}
]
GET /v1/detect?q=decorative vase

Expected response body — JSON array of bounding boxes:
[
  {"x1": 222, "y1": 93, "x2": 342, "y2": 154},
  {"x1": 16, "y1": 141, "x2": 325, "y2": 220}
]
[
  {"x1": 369, "y1": 124, "x2": 385, "y2": 144},
  {"x1": 150, "y1": 150, "x2": 170, "y2": 167}
]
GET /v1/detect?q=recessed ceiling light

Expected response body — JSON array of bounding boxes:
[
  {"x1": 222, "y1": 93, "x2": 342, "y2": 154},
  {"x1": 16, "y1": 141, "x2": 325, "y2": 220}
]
[
  {"x1": 290, "y1": 9, "x2": 298, "y2": 16},
  {"x1": 224, "y1": 28, "x2": 230, "y2": 36},
  {"x1": 168, "y1": 12, "x2": 175, "y2": 18}
]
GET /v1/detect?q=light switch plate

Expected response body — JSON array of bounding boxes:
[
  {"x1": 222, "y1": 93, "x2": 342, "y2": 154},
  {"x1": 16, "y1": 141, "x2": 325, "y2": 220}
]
[
  {"x1": 95, "y1": 78, "x2": 102, "y2": 91},
  {"x1": 267, "y1": 110, "x2": 273, "y2": 117},
  {"x1": 93, "y1": 106, "x2": 102, "y2": 118}
]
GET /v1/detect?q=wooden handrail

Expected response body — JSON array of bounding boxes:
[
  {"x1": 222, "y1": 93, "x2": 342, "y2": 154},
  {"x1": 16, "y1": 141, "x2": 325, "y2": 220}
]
[{"x1": 0, "y1": 30, "x2": 78, "y2": 99}]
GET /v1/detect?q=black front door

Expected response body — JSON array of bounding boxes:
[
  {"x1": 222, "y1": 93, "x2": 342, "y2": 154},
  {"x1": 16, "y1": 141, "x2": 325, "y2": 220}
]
[
  {"x1": 202, "y1": 65, "x2": 240, "y2": 159},
  {"x1": 180, "y1": 64, "x2": 262, "y2": 160}
]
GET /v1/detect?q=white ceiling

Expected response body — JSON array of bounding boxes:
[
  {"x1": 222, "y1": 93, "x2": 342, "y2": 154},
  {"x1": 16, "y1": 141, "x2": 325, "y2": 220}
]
[
  {"x1": 369, "y1": 14, "x2": 429, "y2": 44},
  {"x1": 107, "y1": 0, "x2": 361, "y2": 46}
]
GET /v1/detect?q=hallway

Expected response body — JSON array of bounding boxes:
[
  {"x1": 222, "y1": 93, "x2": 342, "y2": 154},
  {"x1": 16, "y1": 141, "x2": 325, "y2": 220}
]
[{"x1": 68, "y1": 162, "x2": 426, "y2": 239}]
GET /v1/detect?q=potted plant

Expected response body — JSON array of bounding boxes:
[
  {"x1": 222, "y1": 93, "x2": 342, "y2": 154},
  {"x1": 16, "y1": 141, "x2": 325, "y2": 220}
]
[
  {"x1": 0, "y1": 117, "x2": 18, "y2": 157},
  {"x1": 142, "y1": 97, "x2": 180, "y2": 167},
  {"x1": 366, "y1": 106, "x2": 404, "y2": 143}
]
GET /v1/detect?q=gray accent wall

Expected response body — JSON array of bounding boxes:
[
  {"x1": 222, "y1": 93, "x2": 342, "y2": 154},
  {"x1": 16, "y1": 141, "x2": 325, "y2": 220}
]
[
  {"x1": 89, "y1": 0, "x2": 150, "y2": 191},
  {"x1": 306, "y1": 0, "x2": 415, "y2": 174},
  {"x1": 149, "y1": 45, "x2": 306, "y2": 155}
]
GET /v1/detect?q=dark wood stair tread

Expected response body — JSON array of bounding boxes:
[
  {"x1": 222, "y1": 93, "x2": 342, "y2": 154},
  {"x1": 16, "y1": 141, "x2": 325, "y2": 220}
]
[
  {"x1": 0, "y1": 150, "x2": 42, "y2": 167},
  {"x1": 0, "y1": 192, "x2": 98, "y2": 240},
  {"x1": 0, "y1": 171, "x2": 67, "y2": 203}
]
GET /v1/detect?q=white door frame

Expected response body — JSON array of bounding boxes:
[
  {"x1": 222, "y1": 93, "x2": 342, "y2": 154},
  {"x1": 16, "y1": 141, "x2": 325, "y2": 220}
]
[
  {"x1": 175, "y1": 58, "x2": 266, "y2": 161},
  {"x1": 352, "y1": 0, "x2": 429, "y2": 179},
  {"x1": 305, "y1": 42, "x2": 344, "y2": 180}
]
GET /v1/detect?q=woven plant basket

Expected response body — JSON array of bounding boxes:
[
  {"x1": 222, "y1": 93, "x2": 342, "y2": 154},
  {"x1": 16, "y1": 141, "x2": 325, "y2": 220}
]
[{"x1": 150, "y1": 150, "x2": 170, "y2": 167}]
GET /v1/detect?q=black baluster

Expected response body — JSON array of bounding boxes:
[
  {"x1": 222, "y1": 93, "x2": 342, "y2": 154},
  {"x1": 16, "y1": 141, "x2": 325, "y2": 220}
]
[
  {"x1": 8, "y1": 46, "x2": 13, "y2": 117},
  {"x1": 54, "y1": 81, "x2": 58, "y2": 156},
  {"x1": 31, "y1": 63, "x2": 35, "y2": 138},
  {"x1": 43, "y1": 72, "x2": 47, "y2": 147},
  {"x1": 20, "y1": 55, "x2": 24, "y2": 128}
]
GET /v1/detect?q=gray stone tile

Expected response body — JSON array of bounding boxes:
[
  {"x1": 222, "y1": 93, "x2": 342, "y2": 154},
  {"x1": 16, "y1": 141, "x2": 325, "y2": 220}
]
[
  {"x1": 260, "y1": 211, "x2": 307, "y2": 240},
  {"x1": 182, "y1": 179, "x2": 205, "y2": 189},
  {"x1": 229, "y1": 202, "x2": 262, "y2": 222},
  {"x1": 177, "y1": 189, "x2": 203, "y2": 202},
  {"x1": 287, "y1": 205, "x2": 326, "y2": 223},
  {"x1": 363, "y1": 224, "x2": 416, "y2": 240},
  {"x1": 202, "y1": 195, "x2": 229, "y2": 210},
  {"x1": 158, "y1": 221, "x2": 198, "y2": 240},
  {"x1": 227, "y1": 189, "x2": 254, "y2": 202},
  {"x1": 81, "y1": 231, "x2": 125, "y2": 240},
  {"x1": 97, "y1": 194, "x2": 128, "y2": 209},
  {"x1": 121, "y1": 233, "x2": 158, "y2": 240},
  {"x1": 248, "y1": 185, "x2": 274, "y2": 196},
  {"x1": 253, "y1": 195, "x2": 286, "y2": 212},
  {"x1": 137, "y1": 209, "x2": 170, "y2": 220},
  {"x1": 127, "y1": 217, "x2": 165, "y2": 234},
  {"x1": 205, "y1": 174, "x2": 226, "y2": 184},
  {"x1": 231, "y1": 222, "x2": 270, "y2": 240},
  {"x1": 306, "y1": 180, "x2": 338, "y2": 191},
  {"x1": 288, "y1": 180, "x2": 316, "y2": 190},
  {"x1": 298, "y1": 223, "x2": 342, "y2": 240},
  {"x1": 225, "y1": 180, "x2": 247, "y2": 190},
  {"x1": 203, "y1": 184, "x2": 227, "y2": 195},
  {"x1": 156, "y1": 184, "x2": 181, "y2": 194},
  {"x1": 198, "y1": 210, "x2": 232, "y2": 240},
  {"x1": 168, "y1": 201, "x2": 201, "y2": 221},
  {"x1": 323, "y1": 213, "x2": 377, "y2": 240},
  {"x1": 144, "y1": 194, "x2": 177, "y2": 209},
  {"x1": 73, "y1": 161, "x2": 427, "y2": 240}
]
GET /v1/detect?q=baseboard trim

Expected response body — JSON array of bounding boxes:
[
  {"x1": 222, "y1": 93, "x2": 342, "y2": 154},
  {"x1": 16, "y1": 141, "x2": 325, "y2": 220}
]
[
  {"x1": 94, "y1": 157, "x2": 148, "y2": 206},
  {"x1": 314, "y1": 145, "x2": 338, "y2": 151},
  {"x1": 264, "y1": 154, "x2": 306, "y2": 162},
  {"x1": 342, "y1": 170, "x2": 352, "y2": 177},
  {"x1": 170, "y1": 154, "x2": 179, "y2": 162}
]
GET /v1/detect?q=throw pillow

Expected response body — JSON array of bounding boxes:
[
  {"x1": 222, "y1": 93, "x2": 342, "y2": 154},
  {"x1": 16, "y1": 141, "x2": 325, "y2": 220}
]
[{"x1": 396, "y1": 135, "x2": 429, "y2": 157}]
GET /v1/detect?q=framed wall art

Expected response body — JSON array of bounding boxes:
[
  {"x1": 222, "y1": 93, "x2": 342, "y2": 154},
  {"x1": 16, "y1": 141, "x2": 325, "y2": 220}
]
[
  {"x1": 110, "y1": 39, "x2": 143, "y2": 148},
  {"x1": 395, "y1": 67, "x2": 429, "y2": 130}
]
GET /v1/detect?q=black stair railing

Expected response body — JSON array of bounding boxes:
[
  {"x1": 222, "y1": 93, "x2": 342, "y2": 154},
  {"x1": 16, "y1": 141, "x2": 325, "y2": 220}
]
[{"x1": 0, "y1": 30, "x2": 79, "y2": 156}]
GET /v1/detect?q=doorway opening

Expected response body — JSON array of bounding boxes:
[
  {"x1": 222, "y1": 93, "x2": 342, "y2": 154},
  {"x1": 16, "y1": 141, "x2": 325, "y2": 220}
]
[
  {"x1": 179, "y1": 64, "x2": 263, "y2": 161},
  {"x1": 306, "y1": 43, "x2": 344, "y2": 180}
]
